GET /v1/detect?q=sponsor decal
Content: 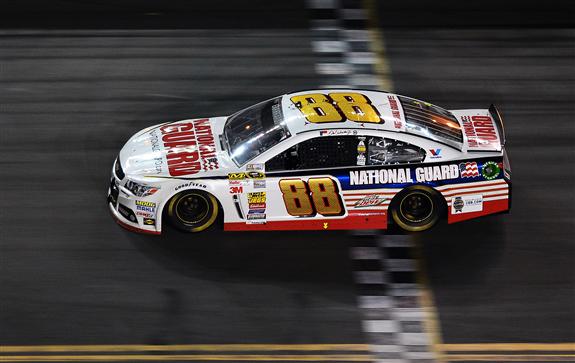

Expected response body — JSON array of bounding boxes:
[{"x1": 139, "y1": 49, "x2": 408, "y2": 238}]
[
  {"x1": 249, "y1": 203, "x2": 266, "y2": 209},
  {"x1": 323, "y1": 222, "x2": 329, "y2": 229},
  {"x1": 349, "y1": 165, "x2": 459, "y2": 185},
  {"x1": 148, "y1": 129, "x2": 164, "y2": 174},
  {"x1": 356, "y1": 137, "x2": 366, "y2": 166},
  {"x1": 481, "y1": 161, "x2": 501, "y2": 180},
  {"x1": 452, "y1": 197, "x2": 464, "y2": 213},
  {"x1": 459, "y1": 162, "x2": 479, "y2": 178},
  {"x1": 461, "y1": 115, "x2": 499, "y2": 149},
  {"x1": 228, "y1": 171, "x2": 265, "y2": 180},
  {"x1": 451, "y1": 194, "x2": 483, "y2": 214},
  {"x1": 136, "y1": 211, "x2": 154, "y2": 218},
  {"x1": 229, "y1": 185, "x2": 244, "y2": 194},
  {"x1": 320, "y1": 129, "x2": 358, "y2": 136},
  {"x1": 248, "y1": 209, "x2": 266, "y2": 214},
  {"x1": 247, "y1": 192, "x2": 266, "y2": 204},
  {"x1": 160, "y1": 119, "x2": 219, "y2": 176},
  {"x1": 246, "y1": 163, "x2": 265, "y2": 172},
  {"x1": 253, "y1": 179, "x2": 266, "y2": 189},
  {"x1": 387, "y1": 95, "x2": 403, "y2": 129},
  {"x1": 353, "y1": 195, "x2": 386, "y2": 208},
  {"x1": 143, "y1": 218, "x2": 156, "y2": 226},
  {"x1": 174, "y1": 181, "x2": 207, "y2": 191},
  {"x1": 247, "y1": 213, "x2": 266, "y2": 220},
  {"x1": 135, "y1": 200, "x2": 156, "y2": 213},
  {"x1": 246, "y1": 212, "x2": 266, "y2": 224},
  {"x1": 429, "y1": 149, "x2": 442, "y2": 159}
]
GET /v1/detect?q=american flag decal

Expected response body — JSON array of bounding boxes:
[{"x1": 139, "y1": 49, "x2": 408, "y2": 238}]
[{"x1": 460, "y1": 162, "x2": 479, "y2": 178}]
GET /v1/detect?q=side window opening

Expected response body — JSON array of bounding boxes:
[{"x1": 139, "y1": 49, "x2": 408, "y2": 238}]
[
  {"x1": 266, "y1": 135, "x2": 426, "y2": 172},
  {"x1": 367, "y1": 138, "x2": 426, "y2": 165}
]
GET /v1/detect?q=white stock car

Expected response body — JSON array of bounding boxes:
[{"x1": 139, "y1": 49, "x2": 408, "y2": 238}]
[{"x1": 108, "y1": 89, "x2": 511, "y2": 235}]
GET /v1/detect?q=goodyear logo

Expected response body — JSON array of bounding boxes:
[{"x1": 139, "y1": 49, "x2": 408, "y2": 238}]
[
  {"x1": 143, "y1": 218, "x2": 156, "y2": 225},
  {"x1": 228, "y1": 171, "x2": 265, "y2": 180}
]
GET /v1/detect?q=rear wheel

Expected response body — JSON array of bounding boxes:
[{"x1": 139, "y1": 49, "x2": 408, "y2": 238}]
[
  {"x1": 166, "y1": 190, "x2": 219, "y2": 233},
  {"x1": 390, "y1": 186, "x2": 443, "y2": 232}
]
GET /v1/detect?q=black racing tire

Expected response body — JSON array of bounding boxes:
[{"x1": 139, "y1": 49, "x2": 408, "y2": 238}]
[
  {"x1": 390, "y1": 185, "x2": 443, "y2": 232},
  {"x1": 166, "y1": 190, "x2": 219, "y2": 233}
]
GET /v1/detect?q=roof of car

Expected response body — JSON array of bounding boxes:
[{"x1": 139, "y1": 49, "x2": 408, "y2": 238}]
[
  {"x1": 281, "y1": 89, "x2": 404, "y2": 135},
  {"x1": 280, "y1": 89, "x2": 464, "y2": 150}
]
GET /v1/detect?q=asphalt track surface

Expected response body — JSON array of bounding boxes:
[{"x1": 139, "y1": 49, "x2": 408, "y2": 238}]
[{"x1": 0, "y1": 0, "x2": 574, "y2": 360}]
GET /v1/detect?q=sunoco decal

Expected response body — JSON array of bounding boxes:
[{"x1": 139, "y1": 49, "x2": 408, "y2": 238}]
[{"x1": 160, "y1": 119, "x2": 219, "y2": 176}]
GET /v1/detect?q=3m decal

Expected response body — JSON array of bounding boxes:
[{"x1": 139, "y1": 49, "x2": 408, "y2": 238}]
[
  {"x1": 160, "y1": 119, "x2": 219, "y2": 176},
  {"x1": 279, "y1": 177, "x2": 344, "y2": 217},
  {"x1": 353, "y1": 195, "x2": 386, "y2": 208},
  {"x1": 481, "y1": 161, "x2": 501, "y2": 180},
  {"x1": 451, "y1": 194, "x2": 483, "y2": 214},
  {"x1": 229, "y1": 185, "x2": 244, "y2": 194},
  {"x1": 291, "y1": 92, "x2": 381, "y2": 124},
  {"x1": 461, "y1": 115, "x2": 499, "y2": 149},
  {"x1": 460, "y1": 162, "x2": 479, "y2": 178}
]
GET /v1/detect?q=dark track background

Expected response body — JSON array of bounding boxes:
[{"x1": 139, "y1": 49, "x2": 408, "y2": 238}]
[{"x1": 1, "y1": 0, "x2": 574, "y2": 349}]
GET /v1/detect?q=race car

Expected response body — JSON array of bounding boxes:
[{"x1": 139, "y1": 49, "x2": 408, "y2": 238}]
[{"x1": 108, "y1": 89, "x2": 511, "y2": 235}]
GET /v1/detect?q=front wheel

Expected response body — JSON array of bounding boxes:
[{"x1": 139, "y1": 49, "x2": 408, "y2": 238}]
[
  {"x1": 166, "y1": 190, "x2": 219, "y2": 233},
  {"x1": 390, "y1": 186, "x2": 443, "y2": 232}
]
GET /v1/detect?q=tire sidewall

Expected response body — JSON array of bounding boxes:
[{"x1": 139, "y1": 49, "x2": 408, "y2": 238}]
[
  {"x1": 390, "y1": 185, "x2": 443, "y2": 232},
  {"x1": 166, "y1": 190, "x2": 219, "y2": 233}
]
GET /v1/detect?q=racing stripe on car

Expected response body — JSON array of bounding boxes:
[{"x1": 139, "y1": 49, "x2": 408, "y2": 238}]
[{"x1": 307, "y1": 0, "x2": 441, "y2": 362}]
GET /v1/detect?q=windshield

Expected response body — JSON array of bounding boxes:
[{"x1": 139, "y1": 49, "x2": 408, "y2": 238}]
[{"x1": 224, "y1": 97, "x2": 290, "y2": 165}]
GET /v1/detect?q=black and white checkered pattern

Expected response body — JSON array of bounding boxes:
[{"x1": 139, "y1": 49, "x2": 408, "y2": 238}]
[
  {"x1": 306, "y1": 0, "x2": 439, "y2": 361},
  {"x1": 351, "y1": 235, "x2": 436, "y2": 362}
]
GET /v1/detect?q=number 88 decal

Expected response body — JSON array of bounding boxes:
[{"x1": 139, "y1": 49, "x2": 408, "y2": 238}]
[
  {"x1": 279, "y1": 177, "x2": 344, "y2": 217},
  {"x1": 290, "y1": 92, "x2": 381, "y2": 124}
]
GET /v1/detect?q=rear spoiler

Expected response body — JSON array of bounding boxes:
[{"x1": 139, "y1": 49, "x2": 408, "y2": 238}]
[{"x1": 489, "y1": 104, "x2": 506, "y2": 147}]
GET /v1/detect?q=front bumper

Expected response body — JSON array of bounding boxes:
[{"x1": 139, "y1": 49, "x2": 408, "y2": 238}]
[{"x1": 107, "y1": 161, "x2": 161, "y2": 235}]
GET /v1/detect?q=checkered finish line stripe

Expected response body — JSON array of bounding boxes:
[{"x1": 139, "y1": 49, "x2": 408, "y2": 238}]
[
  {"x1": 308, "y1": 0, "x2": 381, "y2": 89},
  {"x1": 351, "y1": 236, "x2": 437, "y2": 362},
  {"x1": 307, "y1": 0, "x2": 440, "y2": 362}
]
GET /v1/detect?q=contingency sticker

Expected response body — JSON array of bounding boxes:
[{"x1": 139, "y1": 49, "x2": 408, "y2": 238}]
[{"x1": 451, "y1": 194, "x2": 483, "y2": 214}]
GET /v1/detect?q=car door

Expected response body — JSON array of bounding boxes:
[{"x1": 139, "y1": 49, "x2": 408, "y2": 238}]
[{"x1": 261, "y1": 134, "x2": 369, "y2": 223}]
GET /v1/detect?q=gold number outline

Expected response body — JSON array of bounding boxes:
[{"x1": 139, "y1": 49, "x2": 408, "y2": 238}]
[
  {"x1": 290, "y1": 92, "x2": 382, "y2": 124},
  {"x1": 279, "y1": 177, "x2": 345, "y2": 217}
]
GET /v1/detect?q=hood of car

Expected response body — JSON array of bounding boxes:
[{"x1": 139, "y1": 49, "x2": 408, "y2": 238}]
[{"x1": 119, "y1": 117, "x2": 235, "y2": 179}]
